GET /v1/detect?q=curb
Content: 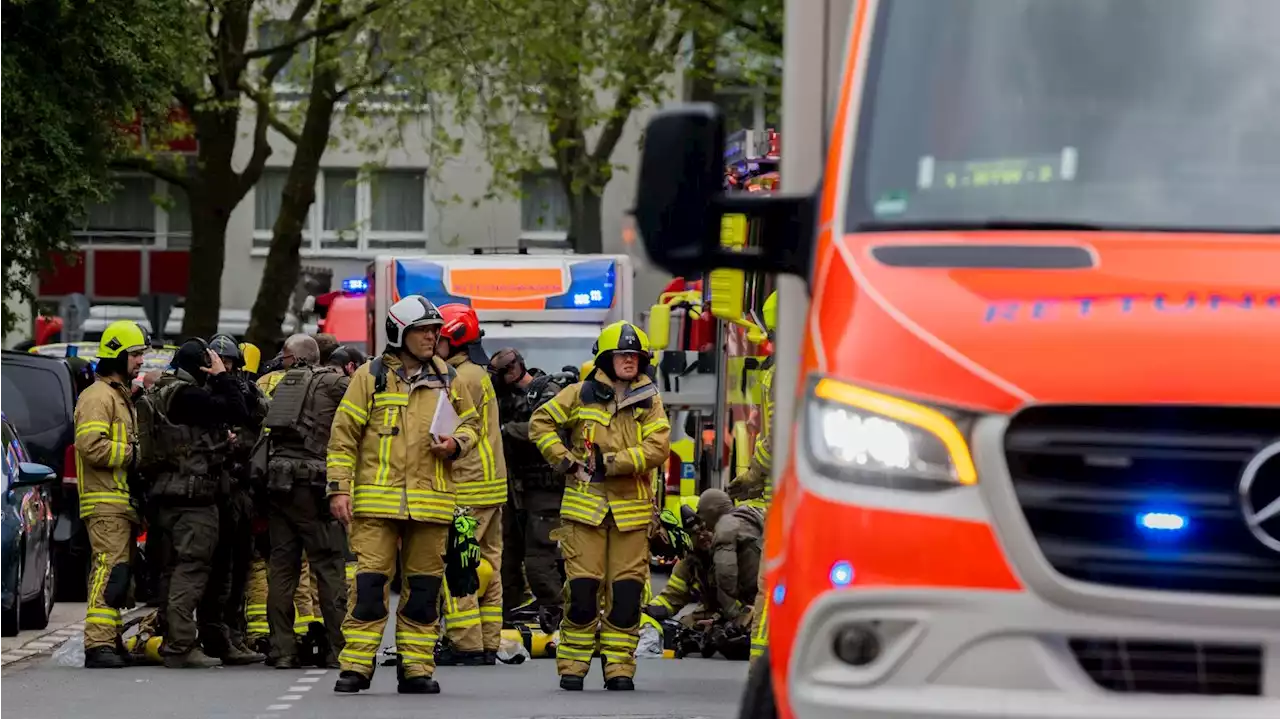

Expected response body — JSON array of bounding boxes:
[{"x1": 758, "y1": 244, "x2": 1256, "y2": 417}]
[{"x1": 0, "y1": 606, "x2": 152, "y2": 668}]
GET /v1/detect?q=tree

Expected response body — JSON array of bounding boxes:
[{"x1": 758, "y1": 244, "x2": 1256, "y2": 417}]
[
  {"x1": 118, "y1": 0, "x2": 410, "y2": 339},
  {"x1": 242, "y1": 1, "x2": 471, "y2": 351},
  {"x1": 1, "y1": 0, "x2": 196, "y2": 335}
]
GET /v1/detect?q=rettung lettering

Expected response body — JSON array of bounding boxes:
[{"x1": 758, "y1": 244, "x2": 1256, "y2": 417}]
[{"x1": 984, "y1": 293, "x2": 1280, "y2": 323}]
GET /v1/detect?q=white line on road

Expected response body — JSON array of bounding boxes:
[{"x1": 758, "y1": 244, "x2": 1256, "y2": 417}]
[
  {"x1": 297, "y1": 676, "x2": 319, "y2": 683},
  {"x1": 304, "y1": 669, "x2": 327, "y2": 675},
  {"x1": 278, "y1": 695, "x2": 302, "y2": 701},
  {"x1": 287, "y1": 685, "x2": 311, "y2": 692},
  {"x1": 265, "y1": 704, "x2": 292, "y2": 711},
  {"x1": 254, "y1": 715, "x2": 280, "y2": 719}
]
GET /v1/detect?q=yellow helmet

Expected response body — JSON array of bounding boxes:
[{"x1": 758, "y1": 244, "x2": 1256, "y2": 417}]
[
  {"x1": 762, "y1": 291, "x2": 778, "y2": 333},
  {"x1": 98, "y1": 320, "x2": 147, "y2": 359},
  {"x1": 239, "y1": 342, "x2": 262, "y2": 374},
  {"x1": 593, "y1": 321, "x2": 649, "y2": 360}
]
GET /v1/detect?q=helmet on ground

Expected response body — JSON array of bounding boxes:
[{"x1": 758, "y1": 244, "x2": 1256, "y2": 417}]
[
  {"x1": 762, "y1": 291, "x2": 778, "y2": 333},
  {"x1": 209, "y1": 334, "x2": 242, "y2": 368},
  {"x1": 98, "y1": 320, "x2": 148, "y2": 360},
  {"x1": 239, "y1": 342, "x2": 262, "y2": 374},
  {"x1": 385, "y1": 295, "x2": 444, "y2": 349},
  {"x1": 438, "y1": 303, "x2": 482, "y2": 348},
  {"x1": 593, "y1": 321, "x2": 651, "y2": 379}
]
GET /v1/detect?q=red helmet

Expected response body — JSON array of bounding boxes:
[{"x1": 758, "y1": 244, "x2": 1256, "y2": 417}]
[{"x1": 438, "y1": 303, "x2": 482, "y2": 348}]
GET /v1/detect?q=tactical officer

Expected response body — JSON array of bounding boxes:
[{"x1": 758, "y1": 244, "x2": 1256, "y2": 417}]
[
  {"x1": 327, "y1": 295, "x2": 482, "y2": 695},
  {"x1": 147, "y1": 338, "x2": 251, "y2": 668},
  {"x1": 314, "y1": 333, "x2": 339, "y2": 365},
  {"x1": 76, "y1": 320, "x2": 148, "y2": 668},
  {"x1": 726, "y1": 290, "x2": 777, "y2": 663},
  {"x1": 529, "y1": 321, "x2": 671, "y2": 692},
  {"x1": 327, "y1": 346, "x2": 362, "y2": 377},
  {"x1": 261, "y1": 334, "x2": 350, "y2": 669},
  {"x1": 695, "y1": 489, "x2": 763, "y2": 624},
  {"x1": 433, "y1": 304, "x2": 506, "y2": 666},
  {"x1": 490, "y1": 349, "x2": 568, "y2": 632},
  {"x1": 198, "y1": 334, "x2": 267, "y2": 665}
]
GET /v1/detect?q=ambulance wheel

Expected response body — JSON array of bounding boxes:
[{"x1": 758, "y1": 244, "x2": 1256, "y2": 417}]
[{"x1": 737, "y1": 649, "x2": 778, "y2": 719}]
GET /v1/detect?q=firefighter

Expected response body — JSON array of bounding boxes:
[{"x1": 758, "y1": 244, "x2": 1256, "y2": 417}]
[
  {"x1": 490, "y1": 349, "x2": 568, "y2": 633},
  {"x1": 147, "y1": 338, "x2": 251, "y2": 668},
  {"x1": 76, "y1": 320, "x2": 148, "y2": 668},
  {"x1": 433, "y1": 304, "x2": 507, "y2": 666},
  {"x1": 529, "y1": 321, "x2": 671, "y2": 691},
  {"x1": 197, "y1": 334, "x2": 267, "y2": 665},
  {"x1": 327, "y1": 295, "x2": 482, "y2": 695},
  {"x1": 261, "y1": 334, "x2": 350, "y2": 669},
  {"x1": 726, "y1": 290, "x2": 778, "y2": 663}
]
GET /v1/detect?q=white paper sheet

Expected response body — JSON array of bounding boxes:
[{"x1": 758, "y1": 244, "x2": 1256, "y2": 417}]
[{"x1": 430, "y1": 391, "x2": 459, "y2": 440}]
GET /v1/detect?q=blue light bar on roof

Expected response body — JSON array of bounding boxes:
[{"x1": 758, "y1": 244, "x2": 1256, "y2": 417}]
[{"x1": 342, "y1": 277, "x2": 369, "y2": 294}]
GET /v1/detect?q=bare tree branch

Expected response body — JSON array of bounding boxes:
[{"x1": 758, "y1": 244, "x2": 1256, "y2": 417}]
[
  {"x1": 239, "y1": 80, "x2": 304, "y2": 143},
  {"x1": 691, "y1": 0, "x2": 782, "y2": 47},
  {"x1": 243, "y1": 0, "x2": 390, "y2": 61},
  {"x1": 111, "y1": 156, "x2": 192, "y2": 190},
  {"x1": 593, "y1": 8, "x2": 684, "y2": 164}
]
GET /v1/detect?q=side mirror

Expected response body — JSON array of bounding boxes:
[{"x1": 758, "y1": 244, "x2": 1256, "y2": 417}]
[
  {"x1": 708, "y1": 269, "x2": 746, "y2": 321},
  {"x1": 14, "y1": 462, "x2": 57, "y2": 487},
  {"x1": 647, "y1": 304, "x2": 671, "y2": 351},
  {"x1": 634, "y1": 104, "x2": 816, "y2": 279}
]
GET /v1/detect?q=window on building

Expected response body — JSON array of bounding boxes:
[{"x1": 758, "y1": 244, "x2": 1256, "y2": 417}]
[
  {"x1": 520, "y1": 170, "x2": 570, "y2": 238},
  {"x1": 77, "y1": 176, "x2": 189, "y2": 248},
  {"x1": 253, "y1": 168, "x2": 431, "y2": 255},
  {"x1": 256, "y1": 20, "x2": 311, "y2": 96}
]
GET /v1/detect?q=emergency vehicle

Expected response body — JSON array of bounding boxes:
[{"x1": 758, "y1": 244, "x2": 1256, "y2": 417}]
[
  {"x1": 634, "y1": 0, "x2": 1280, "y2": 717},
  {"x1": 332, "y1": 254, "x2": 634, "y2": 372}
]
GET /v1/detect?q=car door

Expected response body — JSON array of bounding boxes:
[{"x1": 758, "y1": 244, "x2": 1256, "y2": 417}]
[{"x1": 2, "y1": 420, "x2": 41, "y2": 599}]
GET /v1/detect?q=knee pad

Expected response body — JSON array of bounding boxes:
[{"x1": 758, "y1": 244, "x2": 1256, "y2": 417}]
[
  {"x1": 103, "y1": 563, "x2": 131, "y2": 609},
  {"x1": 605, "y1": 579, "x2": 644, "y2": 629},
  {"x1": 401, "y1": 575, "x2": 442, "y2": 624},
  {"x1": 352, "y1": 573, "x2": 389, "y2": 622},
  {"x1": 566, "y1": 577, "x2": 600, "y2": 625}
]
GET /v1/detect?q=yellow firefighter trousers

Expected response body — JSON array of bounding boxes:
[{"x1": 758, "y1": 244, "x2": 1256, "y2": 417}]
[
  {"x1": 443, "y1": 506, "x2": 503, "y2": 652},
  {"x1": 84, "y1": 516, "x2": 134, "y2": 649},
  {"x1": 749, "y1": 556, "x2": 769, "y2": 662},
  {"x1": 340, "y1": 517, "x2": 448, "y2": 679},
  {"x1": 245, "y1": 556, "x2": 322, "y2": 642},
  {"x1": 556, "y1": 514, "x2": 649, "y2": 681}
]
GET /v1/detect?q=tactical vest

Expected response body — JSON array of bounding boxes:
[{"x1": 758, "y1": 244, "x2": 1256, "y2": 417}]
[
  {"x1": 261, "y1": 365, "x2": 343, "y2": 493},
  {"x1": 141, "y1": 371, "x2": 232, "y2": 505},
  {"x1": 511, "y1": 371, "x2": 573, "y2": 490}
]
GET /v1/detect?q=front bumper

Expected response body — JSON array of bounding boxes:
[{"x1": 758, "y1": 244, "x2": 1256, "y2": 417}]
[{"x1": 782, "y1": 414, "x2": 1280, "y2": 719}]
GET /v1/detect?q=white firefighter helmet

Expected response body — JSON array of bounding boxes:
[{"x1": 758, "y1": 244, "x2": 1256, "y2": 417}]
[{"x1": 386, "y1": 295, "x2": 444, "y2": 348}]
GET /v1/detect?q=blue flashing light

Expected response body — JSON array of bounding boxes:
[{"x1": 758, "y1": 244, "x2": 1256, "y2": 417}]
[
  {"x1": 829, "y1": 560, "x2": 855, "y2": 588},
  {"x1": 772, "y1": 584, "x2": 786, "y2": 605},
  {"x1": 342, "y1": 277, "x2": 369, "y2": 294},
  {"x1": 1137, "y1": 511, "x2": 1187, "y2": 533}
]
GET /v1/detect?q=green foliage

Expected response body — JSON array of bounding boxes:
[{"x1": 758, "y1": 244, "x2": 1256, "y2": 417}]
[{"x1": 1, "y1": 0, "x2": 199, "y2": 335}]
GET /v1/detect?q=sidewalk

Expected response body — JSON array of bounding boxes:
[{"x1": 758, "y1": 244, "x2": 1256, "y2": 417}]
[{"x1": 0, "y1": 603, "x2": 152, "y2": 667}]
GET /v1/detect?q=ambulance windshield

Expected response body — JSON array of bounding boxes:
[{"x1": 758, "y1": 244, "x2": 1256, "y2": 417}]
[{"x1": 847, "y1": 0, "x2": 1280, "y2": 233}]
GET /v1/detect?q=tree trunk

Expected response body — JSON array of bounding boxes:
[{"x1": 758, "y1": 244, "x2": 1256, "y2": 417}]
[
  {"x1": 244, "y1": 35, "x2": 342, "y2": 352},
  {"x1": 568, "y1": 188, "x2": 604, "y2": 254},
  {"x1": 181, "y1": 112, "x2": 240, "y2": 339}
]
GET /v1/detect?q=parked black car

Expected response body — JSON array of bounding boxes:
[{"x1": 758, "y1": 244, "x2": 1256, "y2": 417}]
[
  {"x1": 2, "y1": 415, "x2": 58, "y2": 635},
  {"x1": 1, "y1": 350, "x2": 89, "y2": 601}
]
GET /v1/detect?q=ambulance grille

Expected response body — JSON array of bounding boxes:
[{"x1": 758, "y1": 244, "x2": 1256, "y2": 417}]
[
  {"x1": 1068, "y1": 638, "x2": 1262, "y2": 696},
  {"x1": 1003, "y1": 405, "x2": 1280, "y2": 597}
]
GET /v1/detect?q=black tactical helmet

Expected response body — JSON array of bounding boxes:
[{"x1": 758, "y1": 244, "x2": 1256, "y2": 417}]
[{"x1": 209, "y1": 333, "x2": 242, "y2": 368}]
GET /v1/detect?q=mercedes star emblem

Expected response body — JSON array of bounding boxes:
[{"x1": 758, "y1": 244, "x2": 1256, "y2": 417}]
[{"x1": 1238, "y1": 440, "x2": 1280, "y2": 553}]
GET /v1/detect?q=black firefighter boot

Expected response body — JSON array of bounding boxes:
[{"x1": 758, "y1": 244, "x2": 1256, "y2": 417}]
[
  {"x1": 333, "y1": 670, "x2": 372, "y2": 693},
  {"x1": 397, "y1": 675, "x2": 441, "y2": 694},
  {"x1": 559, "y1": 675, "x2": 585, "y2": 691},
  {"x1": 85, "y1": 645, "x2": 128, "y2": 669}
]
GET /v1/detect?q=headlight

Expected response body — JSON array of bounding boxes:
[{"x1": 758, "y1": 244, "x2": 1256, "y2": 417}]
[{"x1": 804, "y1": 377, "x2": 977, "y2": 491}]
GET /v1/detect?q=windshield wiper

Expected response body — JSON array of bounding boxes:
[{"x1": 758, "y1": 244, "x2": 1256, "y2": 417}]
[{"x1": 853, "y1": 219, "x2": 1108, "y2": 232}]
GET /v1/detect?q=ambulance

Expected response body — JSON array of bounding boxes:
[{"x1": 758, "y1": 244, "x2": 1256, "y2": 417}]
[
  {"x1": 634, "y1": 0, "x2": 1280, "y2": 717},
  {"x1": 351, "y1": 254, "x2": 634, "y2": 373}
]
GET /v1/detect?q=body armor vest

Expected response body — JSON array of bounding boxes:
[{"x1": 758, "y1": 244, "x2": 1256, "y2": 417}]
[
  {"x1": 263, "y1": 366, "x2": 343, "y2": 493},
  {"x1": 140, "y1": 371, "x2": 231, "y2": 504}
]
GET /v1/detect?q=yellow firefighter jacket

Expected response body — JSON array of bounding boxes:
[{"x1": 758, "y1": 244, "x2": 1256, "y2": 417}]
[
  {"x1": 529, "y1": 370, "x2": 671, "y2": 532},
  {"x1": 257, "y1": 369, "x2": 285, "y2": 397},
  {"x1": 74, "y1": 377, "x2": 138, "y2": 520},
  {"x1": 447, "y1": 354, "x2": 507, "y2": 507},
  {"x1": 325, "y1": 354, "x2": 482, "y2": 524},
  {"x1": 734, "y1": 363, "x2": 774, "y2": 509}
]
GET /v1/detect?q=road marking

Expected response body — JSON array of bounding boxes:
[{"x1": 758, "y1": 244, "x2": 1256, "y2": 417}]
[
  {"x1": 288, "y1": 685, "x2": 311, "y2": 692},
  {"x1": 254, "y1": 715, "x2": 280, "y2": 719},
  {"x1": 305, "y1": 669, "x2": 328, "y2": 675},
  {"x1": 297, "y1": 676, "x2": 320, "y2": 683},
  {"x1": 278, "y1": 695, "x2": 302, "y2": 701},
  {"x1": 265, "y1": 704, "x2": 292, "y2": 711}
]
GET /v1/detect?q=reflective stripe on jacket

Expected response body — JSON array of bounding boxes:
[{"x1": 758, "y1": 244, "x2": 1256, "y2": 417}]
[
  {"x1": 528, "y1": 370, "x2": 671, "y2": 532},
  {"x1": 447, "y1": 355, "x2": 507, "y2": 507},
  {"x1": 325, "y1": 354, "x2": 481, "y2": 523},
  {"x1": 74, "y1": 378, "x2": 137, "y2": 519}
]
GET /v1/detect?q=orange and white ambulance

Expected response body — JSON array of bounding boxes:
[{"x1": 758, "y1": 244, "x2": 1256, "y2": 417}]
[{"x1": 633, "y1": 0, "x2": 1280, "y2": 717}]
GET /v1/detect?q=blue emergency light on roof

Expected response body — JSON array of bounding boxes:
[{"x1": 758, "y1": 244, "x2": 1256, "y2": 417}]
[{"x1": 342, "y1": 277, "x2": 369, "y2": 294}]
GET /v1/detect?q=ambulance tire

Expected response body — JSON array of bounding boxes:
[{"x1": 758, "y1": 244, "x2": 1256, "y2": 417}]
[{"x1": 736, "y1": 649, "x2": 778, "y2": 719}]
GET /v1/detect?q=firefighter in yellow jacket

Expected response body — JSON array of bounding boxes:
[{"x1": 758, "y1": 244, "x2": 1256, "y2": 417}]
[
  {"x1": 76, "y1": 320, "x2": 148, "y2": 668},
  {"x1": 726, "y1": 290, "x2": 778, "y2": 663},
  {"x1": 434, "y1": 303, "x2": 507, "y2": 665},
  {"x1": 529, "y1": 321, "x2": 670, "y2": 692},
  {"x1": 326, "y1": 295, "x2": 482, "y2": 695}
]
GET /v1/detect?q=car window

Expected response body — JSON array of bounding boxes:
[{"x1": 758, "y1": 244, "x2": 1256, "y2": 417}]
[{"x1": 0, "y1": 357, "x2": 74, "y2": 470}]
